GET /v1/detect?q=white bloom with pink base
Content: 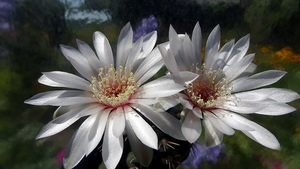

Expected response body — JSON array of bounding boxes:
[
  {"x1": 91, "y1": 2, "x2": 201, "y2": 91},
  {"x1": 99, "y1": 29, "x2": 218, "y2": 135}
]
[
  {"x1": 25, "y1": 23, "x2": 198, "y2": 169},
  {"x1": 158, "y1": 22, "x2": 300, "y2": 149}
]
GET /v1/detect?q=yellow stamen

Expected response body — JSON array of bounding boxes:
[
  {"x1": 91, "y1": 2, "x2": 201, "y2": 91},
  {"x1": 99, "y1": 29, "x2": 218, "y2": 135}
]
[
  {"x1": 91, "y1": 65, "x2": 139, "y2": 108},
  {"x1": 186, "y1": 64, "x2": 231, "y2": 109}
]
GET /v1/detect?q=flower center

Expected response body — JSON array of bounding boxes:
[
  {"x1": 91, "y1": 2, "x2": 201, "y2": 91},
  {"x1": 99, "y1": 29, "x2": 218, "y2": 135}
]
[
  {"x1": 185, "y1": 64, "x2": 231, "y2": 109},
  {"x1": 91, "y1": 66, "x2": 139, "y2": 108}
]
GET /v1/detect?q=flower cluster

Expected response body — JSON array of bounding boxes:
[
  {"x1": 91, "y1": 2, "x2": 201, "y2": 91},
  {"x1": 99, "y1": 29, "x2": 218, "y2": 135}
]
[
  {"x1": 158, "y1": 23, "x2": 299, "y2": 149},
  {"x1": 25, "y1": 22, "x2": 299, "y2": 169}
]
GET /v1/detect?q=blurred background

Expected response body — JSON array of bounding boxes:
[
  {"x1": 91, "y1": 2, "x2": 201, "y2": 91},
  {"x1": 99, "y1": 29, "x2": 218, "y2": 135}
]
[{"x1": 0, "y1": 0, "x2": 300, "y2": 168}]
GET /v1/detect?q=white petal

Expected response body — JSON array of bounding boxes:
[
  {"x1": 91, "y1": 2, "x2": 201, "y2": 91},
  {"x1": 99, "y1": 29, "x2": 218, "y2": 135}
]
[
  {"x1": 203, "y1": 116, "x2": 223, "y2": 147},
  {"x1": 179, "y1": 97, "x2": 194, "y2": 110},
  {"x1": 93, "y1": 31, "x2": 114, "y2": 67},
  {"x1": 136, "y1": 59, "x2": 164, "y2": 85},
  {"x1": 76, "y1": 39, "x2": 102, "y2": 71},
  {"x1": 125, "y1": 106, "x2": 158, "y2": 149},
  {"x1": 136, "y1": 74, "x2": 185, "y2": 98},
  {"x1": 204, "y1": 25, "x2": 220, "y2": 68},
  {"x1": 85, "y1": 108, "x2": 111, "y2": 155},
  {"x1": 60, "y1": 44, "x2": 94, "y2": 81},
  {"x1": 213, "y1": 109, "x2": 254, "y2": 131},
  {"x1": 63, "y1": 133, "x2": 84, "y2": 169},
  {"x1": 218, "y1": 100, "x2": 265, "y2": 114},
  {"x1": 211, "y1": 40, "x2": 235, "y2": 70},
  {"x1": 233, "y1": 88, "x2": 300, "y2": 103},
  {"x1": 25, "y1": 90, "x2": 96, "y2": 106},
  {"x1": 169, "y1": 25, "x2": 178, "y2": 41},
  {"x1": 183, "y1": 33, "x2": 196, "y2": 67},
  {"x1": 231, "y1": 70, "x2": 286, "y2": 93},
  {"x1": 63, "y1": 115, "x2": 97, "y2": 169},
  {"x1": 181, "y1": 111, "x2": 202, "y2": 143},
  {"x1": 232, "y1": 90, "x2": 272, "y2": 102},
  {"x1": 226, "y1": 34, "x2": 250, "y2": 65},
  {"x1": 102, "y1": 115, "x2": 124, "y2": 169},
  {"x1": 159, "y1": 45, "x2": 180, "y2": 75},
  {"x1": 116, "y1": 23, "x2": 133, "y2": 68},
  {"x1": 169, "y1": 30, "x2": 188, "y2": 71},
  {"x1": 260, "y1": 88, "x2": 300, "y2": 103},
  {"x1": 235, "y1": 62, "x2": 257, "y2": 79},
  {"x1": 158, "y1": 46, "x2": 183, "y2": 85},
  {"x1": 255, "y1": 102, "x2": 296, "y2": 116},
  {"x1": 178, "y1": 71, "x2": 199, "y2": 85},
  {"x1": 191, "y1": 22, "x2": 202, "y2": 65},
  {"x1": 205, "y1": 112, "x2": 235, "y2": 135},
  {"x1": 224, "y1": 53, "x2": 255, "y2": 82},
  {"x1": 36, "y1": 104, "x2": 102, "y2": 139},
  {"x1": 125, "y1": 118, "x2": 153, "y2": 166},
  {"x1": 38, "y1": 74, "x2": 63, "y2": 87},
  {"x1": 53, "y1": 105, "x2": 81, "y2": 119},
  {"x1": 153, "y1": 96, "x2": 180, "y2": 111},
  {"x1": 125, "y1": 37, "x2": 144, "y2": 68},
  {"x1": 127, "y1": 33, "x2": 159, "y2": 75},
  {"x1": 132, "y1": 103, "x2": 185, "y2": 140},
  {"x1": 241, "y1": 122, "x2": 280, "y2": 150},
  {"x1": 139, "y1": 31, "x2": 157, "y2": 58},
  {"x1": 135, "y1": 47, "x2": 163, "y2": 84},
  {"x1": 41, "y1": 71, "x2": 92, "y2": 91},
  {"x1": 192, "y1": 107, "x2": 203, "y2": 119},
  {"x1": 112, "y1": 107, "x2": 126, "y2": 137}
]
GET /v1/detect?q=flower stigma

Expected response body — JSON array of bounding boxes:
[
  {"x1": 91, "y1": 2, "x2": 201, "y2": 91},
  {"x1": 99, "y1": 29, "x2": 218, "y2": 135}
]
[
  {"x1": 91, "y1": 65, "x2": 139, "y2": 108},
  {"x1": 186, "y1": 64, "x2": 231, "y2": 109}
]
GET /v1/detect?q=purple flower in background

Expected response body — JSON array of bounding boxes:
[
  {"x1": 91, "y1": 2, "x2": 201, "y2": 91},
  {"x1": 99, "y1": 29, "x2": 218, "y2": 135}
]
[
  {"x1": 181, "y1": 142, "x2": 225, "y2": 169},
  {"x1": 133, "y1": 15, "x2": 158, "y2": 42},
  {"x1": 0, "y1": 0, "x2": 16, "y2": 31}
]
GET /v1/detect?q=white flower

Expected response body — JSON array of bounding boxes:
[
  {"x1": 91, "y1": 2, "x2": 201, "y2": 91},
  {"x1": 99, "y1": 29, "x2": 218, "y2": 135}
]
[
  {"x1": 25, "y1": 23, "x2": 198, "y2": 169},
  {"x1": 158, "y1": 22, "x2": 300, "y2": 149}
]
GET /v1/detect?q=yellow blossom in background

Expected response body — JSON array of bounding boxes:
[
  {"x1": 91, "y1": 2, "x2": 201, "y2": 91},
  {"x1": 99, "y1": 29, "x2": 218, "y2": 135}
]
[
  {"x1": 274, "y1": 46, "x2": 300, "y2": 63},
  {"x1": 260, "y1": 46, "x2": 272, "y2": 53},
  {"x1": 259, "y1": 46, "x2": 300, "y2": 70}
]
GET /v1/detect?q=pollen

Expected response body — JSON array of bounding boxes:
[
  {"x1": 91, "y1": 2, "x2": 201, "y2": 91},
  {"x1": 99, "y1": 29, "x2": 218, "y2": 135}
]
[
  {"x1": 186, "y1": 64, "x2": 231, "y2": 109},
  {"x1": 91, "y1": 65, "x2": 139, "y2": 108}
]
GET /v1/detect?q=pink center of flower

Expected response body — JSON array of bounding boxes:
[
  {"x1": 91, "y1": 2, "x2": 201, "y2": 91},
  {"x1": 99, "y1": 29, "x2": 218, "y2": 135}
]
[
  {"x1": 186, "y1": 65, "x2": 230, "y2": 109},
  {"x1": 91, "y1": 66, "x2": 139, "y2": 108}
]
